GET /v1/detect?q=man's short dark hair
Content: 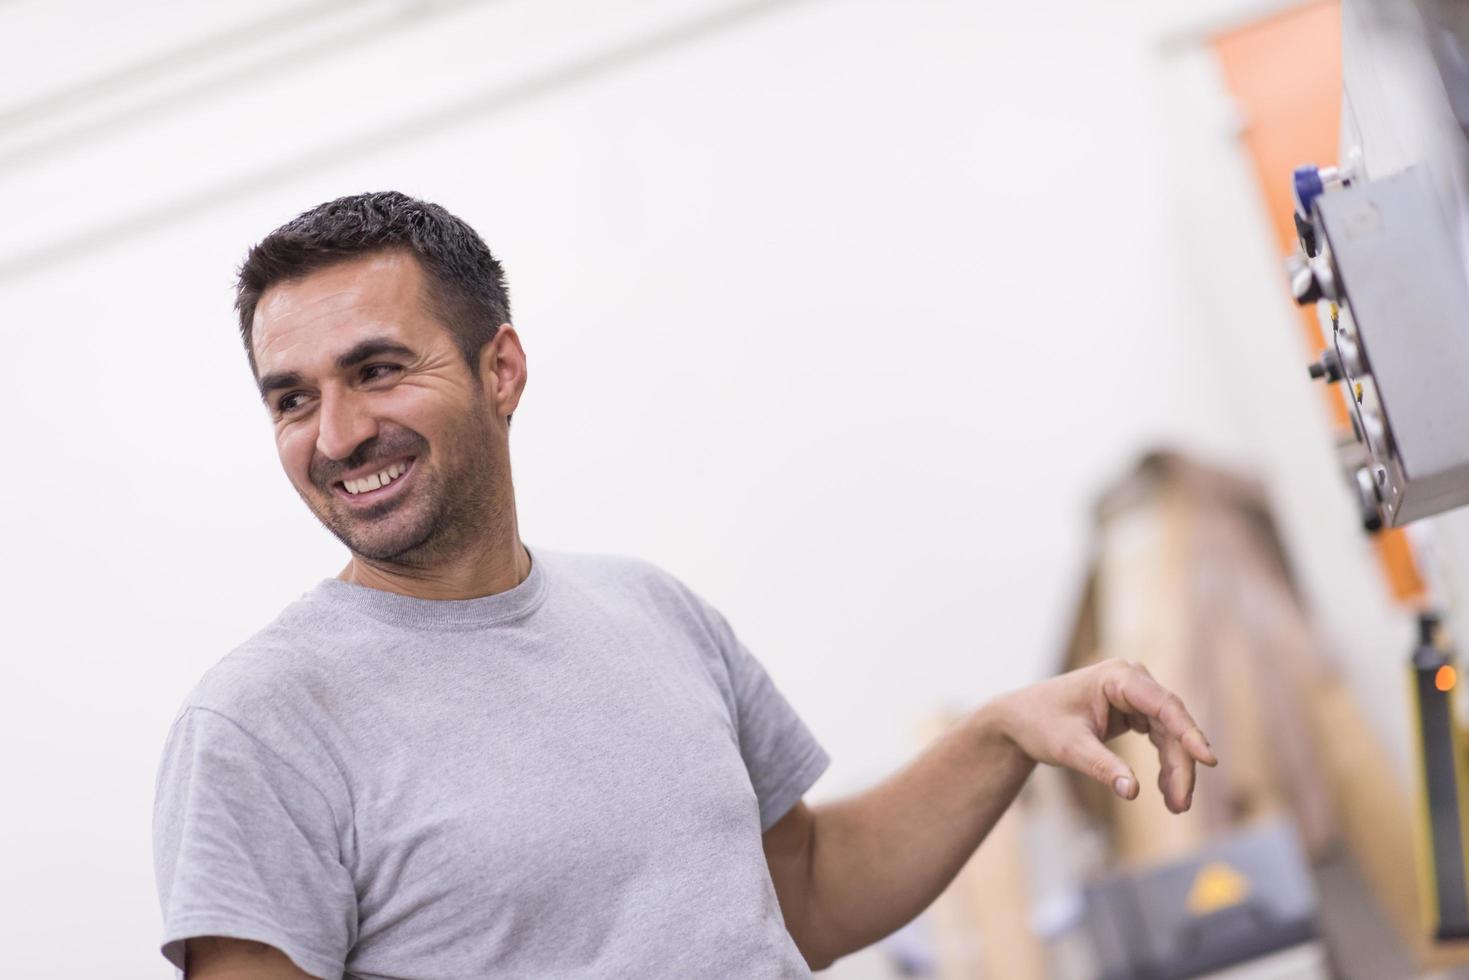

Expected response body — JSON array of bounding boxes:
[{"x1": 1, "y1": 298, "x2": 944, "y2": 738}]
[{"x1": 235, "y1": 191, "x2": 511, "y2": 388}]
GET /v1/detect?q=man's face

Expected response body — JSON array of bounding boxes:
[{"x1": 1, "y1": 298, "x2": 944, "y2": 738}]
[{"x1": 251, "y1": 250, "x2": 513, "y2": 564}]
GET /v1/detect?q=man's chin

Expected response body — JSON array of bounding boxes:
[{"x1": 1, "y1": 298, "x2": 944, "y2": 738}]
[{"x1": 321, "y1": 511, "x2": 434, "y2": 563}]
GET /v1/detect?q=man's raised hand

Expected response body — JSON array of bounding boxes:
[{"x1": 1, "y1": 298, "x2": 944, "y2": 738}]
[{"x1": 991, "y1": 658, "x2": 1218, "y2": 812}]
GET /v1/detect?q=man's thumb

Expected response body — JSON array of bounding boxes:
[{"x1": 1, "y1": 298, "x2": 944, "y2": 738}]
[{"x1": 1076, "y1": 739, "x2": 1137, "y2": 800}]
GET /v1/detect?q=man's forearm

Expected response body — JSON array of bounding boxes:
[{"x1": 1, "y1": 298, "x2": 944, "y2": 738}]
[
  {"x1": 773, "y1": 660, "x2": 1215, "y2": 969},
  {"x1": 797, "y1": 700, "x2": 1034, "y2": 966}
]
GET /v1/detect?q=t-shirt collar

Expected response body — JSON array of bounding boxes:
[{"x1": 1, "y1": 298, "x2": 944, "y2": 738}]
[{"x1": 305, "y1": 544, "x2": 548, "y2": 630}]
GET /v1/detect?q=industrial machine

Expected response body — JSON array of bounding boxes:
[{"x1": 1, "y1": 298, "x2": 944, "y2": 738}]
[
  {"x1": 1286, "y1": 0, "x2": 1469, "y2": 951},
  {"x1": 1288, "y1": 0, "x2": 1469, "y2": 531},
  {"x1": 1409, "y1": 612, "x2": 1469, "y2": 940},
  {"x1": 1083, "y1": 820, "x2": 1325, "y2": 979}
]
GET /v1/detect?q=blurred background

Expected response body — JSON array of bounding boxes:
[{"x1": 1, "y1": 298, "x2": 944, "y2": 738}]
[{"x1": 7, "y1": 0, "x2": 1469, "y2": 976}]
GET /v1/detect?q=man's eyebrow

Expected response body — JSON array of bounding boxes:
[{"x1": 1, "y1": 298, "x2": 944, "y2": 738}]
[
  {"x1": 256, "y1": 338, "x2": 417, "y2": 402},
  {"x1": 257, "y1": 370, "x2": 304, "y2": 401},
  {"x1": 336, "y1": 337, "x2": 416, "y2": 371}
]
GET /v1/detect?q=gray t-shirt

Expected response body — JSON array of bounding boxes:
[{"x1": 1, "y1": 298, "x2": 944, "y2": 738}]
[{"x1": 152, "y1": 545, "x2": 829, "y2": 979}]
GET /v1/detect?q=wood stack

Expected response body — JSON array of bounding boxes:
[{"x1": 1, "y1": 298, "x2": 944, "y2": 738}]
[
  {"x1": 1061, "y1": 451, "x2": 1336, "y2": 861},
  {"x1": 1060, "y1": 450, "x2": 1457, "y2": 968},
  {"x1": 922, "y1": 450, "x2": 1462, "y2": 975}
]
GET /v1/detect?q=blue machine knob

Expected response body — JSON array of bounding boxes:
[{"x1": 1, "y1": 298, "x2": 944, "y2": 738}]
[{"x1": 1293, "y1": 164, "x2": 1325, "y2": 218}]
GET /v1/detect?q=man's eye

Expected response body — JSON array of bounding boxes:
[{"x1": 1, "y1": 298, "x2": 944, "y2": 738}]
[
  {"x1": 277, "y1": 393, "x2": 306, "y2": 414},
  {"x1": 363, "y1": 364, "x2": 400, "y2": 382}
]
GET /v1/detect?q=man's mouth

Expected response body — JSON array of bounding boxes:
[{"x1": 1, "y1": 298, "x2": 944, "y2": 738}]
[{"x1": 332, "y1": 456, "x2": 417, "y2": 504}]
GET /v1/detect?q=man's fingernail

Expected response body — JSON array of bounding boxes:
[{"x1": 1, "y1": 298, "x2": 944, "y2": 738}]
[{"x1": 1114, "y1": 776, "x2": 1134, "y2": 798}]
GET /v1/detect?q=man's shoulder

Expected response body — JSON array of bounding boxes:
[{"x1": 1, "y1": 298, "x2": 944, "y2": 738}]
[
  {"x1": 538, "y1": 547, "x2": 732, "y2": 650},
  {"x1": 155, "y1": 601, "x2": 355, "y2": 842},
  {"x1": 538, "y1": 546, "x2": 703, "y2": 608},
  {"x1": 540, "y1": 546, "x2": 674, "y2": 585},
  {"x1": 175, "y1": 586, "x2": 343, "y2": 728}
]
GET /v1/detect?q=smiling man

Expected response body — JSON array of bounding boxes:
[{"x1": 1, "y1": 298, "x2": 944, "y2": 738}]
[{"x1": 151, "y1": 191, "x2": 1217, "y2": 979}]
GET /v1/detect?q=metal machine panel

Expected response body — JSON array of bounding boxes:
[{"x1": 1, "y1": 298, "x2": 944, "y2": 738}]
[
  {"x1": 1289, "y1": 0, "x2": 1469, "y2": 529},
  {"x1": 1315, "y1": 167, "x2": 1469, "y2": 525}
]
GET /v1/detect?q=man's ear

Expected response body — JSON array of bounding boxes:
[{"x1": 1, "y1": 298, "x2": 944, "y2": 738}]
[{"x1": 478, "y1": 323, "x2": 526, "y2": 424}]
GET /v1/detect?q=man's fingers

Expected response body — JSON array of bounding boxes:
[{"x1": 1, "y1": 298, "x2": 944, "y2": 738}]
[
  {"x1": 1149, "y1": 724, "x2": 1197, "y2": 812},
  {"x1": 1069, "y1": 734, "x2": 1139, "y2": 801},
  {"x1": 1103, "y1": 664, "x2": 1217, "y2": 767}
]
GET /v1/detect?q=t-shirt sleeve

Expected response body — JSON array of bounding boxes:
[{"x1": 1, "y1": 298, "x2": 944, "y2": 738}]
[
  {"x1": 685, "y1": 590, "x2": 830, "y2": 831},
  {"x1": 152, "y1": 706, "x2": 356, "y2": 979}
]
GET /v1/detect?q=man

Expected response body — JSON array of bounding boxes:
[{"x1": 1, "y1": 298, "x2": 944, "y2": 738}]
[{"x1": 153, "y1": 191, "x2": 1216, "y2": 979}]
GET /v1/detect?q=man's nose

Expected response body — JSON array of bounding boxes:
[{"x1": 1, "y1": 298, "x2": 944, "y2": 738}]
[{"x1": 315, "y1": 387, "x2": 379, "y2": 464}]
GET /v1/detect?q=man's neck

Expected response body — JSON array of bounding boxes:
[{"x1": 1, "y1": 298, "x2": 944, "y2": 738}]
[{"x1": 336, "y1": 534, "x2": 532, "y2": 601}]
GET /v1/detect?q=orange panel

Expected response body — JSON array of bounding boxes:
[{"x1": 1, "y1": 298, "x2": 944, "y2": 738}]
[
  {"x1": 1214, "y1": 1, "x2": 1345, "y2": 428},
  {"x1": 1374, "y1": 528, "x2": 1428, "y2": 607},
  {"x1": 1213, "y1": 2, "x2": 1426, "y2": 604}
]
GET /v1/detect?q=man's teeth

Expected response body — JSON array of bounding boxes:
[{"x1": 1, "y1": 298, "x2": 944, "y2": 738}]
[{"x1": 343, "y1": 460, "x2": 408, "y2": 495}]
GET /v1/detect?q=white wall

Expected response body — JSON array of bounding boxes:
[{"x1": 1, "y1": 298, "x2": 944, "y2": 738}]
[{"x1": 1, "y1": 1, "x2": 1400, "y2": 977}]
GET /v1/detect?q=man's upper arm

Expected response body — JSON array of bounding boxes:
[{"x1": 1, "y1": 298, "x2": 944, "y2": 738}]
[
  {"x1": 763, "y1": 799, "x2": 819, "y2": 960},
  {"x1": 763, "y1": 798, "x2": 815, "y2": 889},
  {"x1": 185, "y1": 937, "x2": 319, "y2": 980},
  {"x1": 153, "y1": 707, "x2": 356, "y2": 978}
]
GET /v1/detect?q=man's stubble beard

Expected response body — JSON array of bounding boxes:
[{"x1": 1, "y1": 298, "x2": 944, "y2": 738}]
[{"x1": 305, "y1": 410, "x2": 505, "y2": 570}]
